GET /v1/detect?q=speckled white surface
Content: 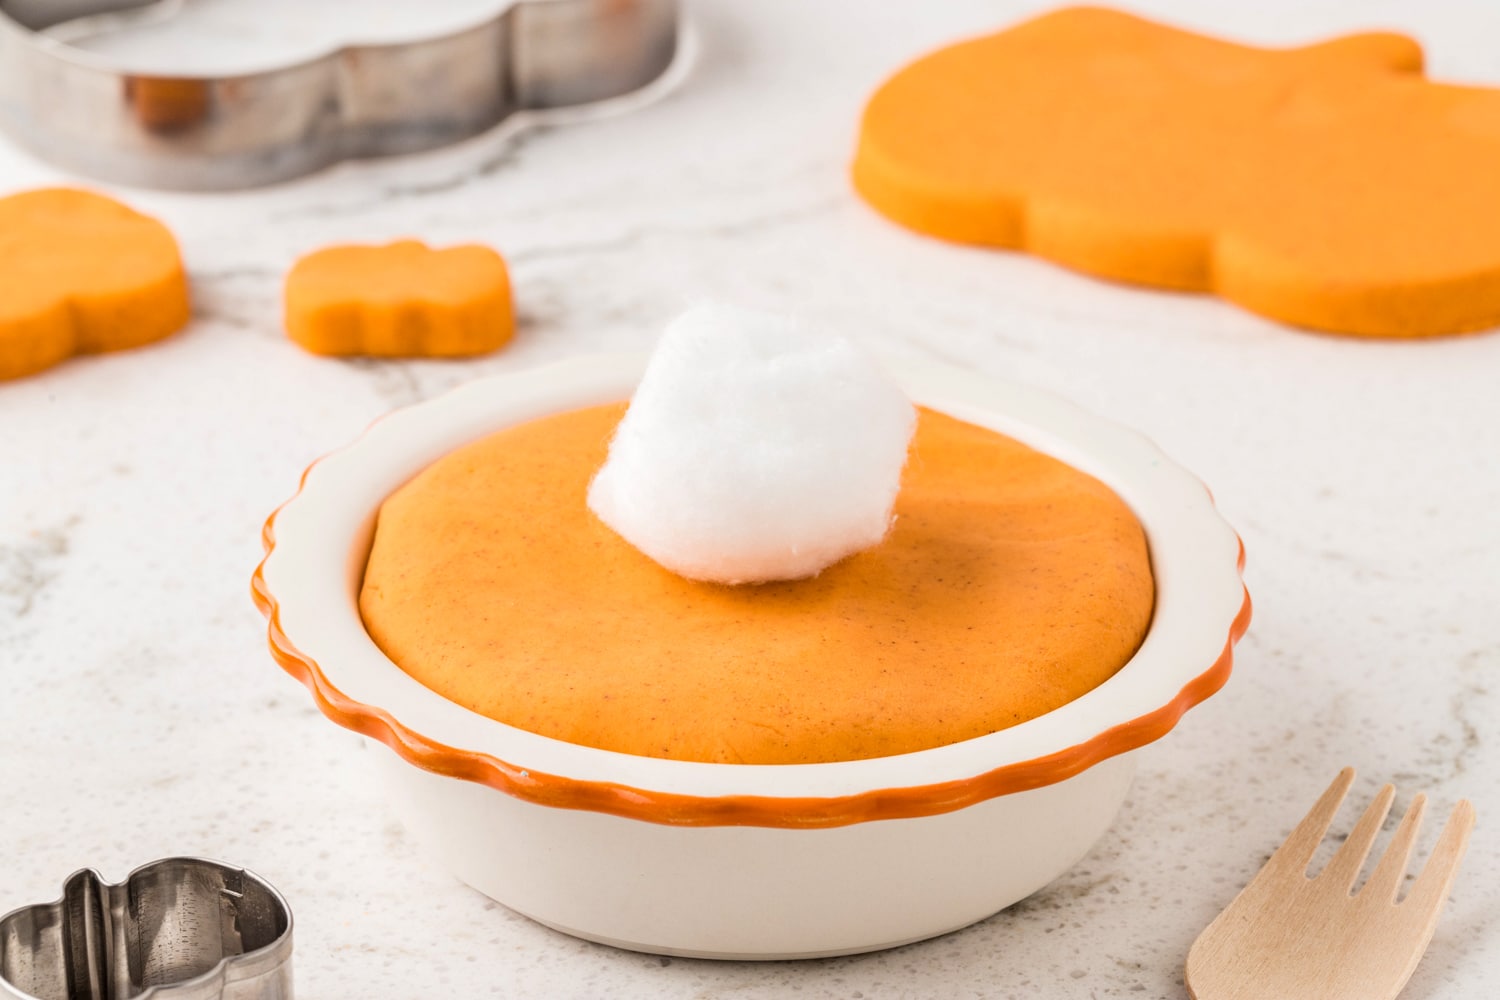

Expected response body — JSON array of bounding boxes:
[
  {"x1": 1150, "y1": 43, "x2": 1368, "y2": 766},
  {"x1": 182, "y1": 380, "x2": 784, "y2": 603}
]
[{"x1": 0, "y1": 1, "x2": 1496, "y2": 997}]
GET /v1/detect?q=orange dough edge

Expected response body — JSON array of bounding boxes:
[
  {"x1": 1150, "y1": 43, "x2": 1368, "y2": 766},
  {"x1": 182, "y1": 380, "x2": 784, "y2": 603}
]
[
  {"x1": 359, "y1": 403, "x2": 1156, "y2": 765},
  {"x1": 0, "y1": 188, "x2": 190, "y2": 381},
  {"x1": 852, "y1": 7, "x2": 1500, "y2": 338},
  {"x1": 284, "y1": 240, "x2": 514, "y2": 358}
]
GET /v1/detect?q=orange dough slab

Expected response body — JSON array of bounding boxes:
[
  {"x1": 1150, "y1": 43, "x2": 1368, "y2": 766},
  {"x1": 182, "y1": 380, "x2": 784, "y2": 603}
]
[
  {"x1": 853, "y1": 7, "x2": 1500, "y2": 338},
  {"x1": 360, "y1": 404, "x2": 1155, "y2": 765},
  {"x1": 284, "y1": 240, "x2": 513, "y2": 357},
  {"x1": 0, "y1": 188, "x2": 189, "y2": 381}
]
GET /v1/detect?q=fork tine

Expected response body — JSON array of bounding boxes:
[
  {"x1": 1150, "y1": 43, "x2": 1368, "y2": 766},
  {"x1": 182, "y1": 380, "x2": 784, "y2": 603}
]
[
  {"x1": 1323, "y1": 783, "x2": 1395, "y2": 892},
  {"x1": 1403, "y1": 800, "x2": 1476, "y2": 914},
  {"x1": 1266, "y1": 767, "x2": 1356, "y2": 877},
  {"x1": 1362, "y1": 793, "x2": 1427, "y2": 903}
]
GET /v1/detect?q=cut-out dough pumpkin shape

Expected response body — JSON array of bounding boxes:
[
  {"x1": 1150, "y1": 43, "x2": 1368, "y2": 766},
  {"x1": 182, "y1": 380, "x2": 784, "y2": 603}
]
[
  {"x1": 284, "y1": 241, "x2": 514, "y2": 357},
  {"x1": 0, "y1": 188, "x2": 190, "y2": 381},
  {"x1": 853, "y1": 7, "x2": 1500, "y2": 338}
]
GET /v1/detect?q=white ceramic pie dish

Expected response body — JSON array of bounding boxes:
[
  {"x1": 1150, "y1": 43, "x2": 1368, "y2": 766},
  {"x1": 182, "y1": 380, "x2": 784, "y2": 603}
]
[{"x1": 253, "y1": 354, "x2": 1250, "y2": 959}]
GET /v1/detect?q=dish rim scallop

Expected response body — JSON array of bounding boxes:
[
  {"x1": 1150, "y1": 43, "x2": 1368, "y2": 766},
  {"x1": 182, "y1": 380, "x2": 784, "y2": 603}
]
[{"x1": 251, "y1": 354, "x2": 1250, "y2": 828}]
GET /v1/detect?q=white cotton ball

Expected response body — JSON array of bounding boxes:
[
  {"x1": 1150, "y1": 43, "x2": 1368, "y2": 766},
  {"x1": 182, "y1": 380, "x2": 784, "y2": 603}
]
[{"x1": 587, "y1": 303, "x2": 917, "y2": 584}]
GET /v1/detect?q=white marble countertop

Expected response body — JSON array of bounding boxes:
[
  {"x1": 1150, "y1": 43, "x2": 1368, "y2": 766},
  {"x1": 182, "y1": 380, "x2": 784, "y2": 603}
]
[{"x1": 1, "y1": 1, "x2": 1496, "y2": 996}]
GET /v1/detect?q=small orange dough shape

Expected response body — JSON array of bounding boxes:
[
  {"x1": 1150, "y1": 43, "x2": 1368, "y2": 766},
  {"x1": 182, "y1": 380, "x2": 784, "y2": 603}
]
[
  {"x1": 0, "y1": 188, "x2": 190, "y2": 381},
  {"x1": 360, "y1": 403, "x2": 1155, "y2": 765},
  {"x1": 284, "y1": 240, "x2": 514, "y2": 357},
  {"x1": 853, "y1": 7, "x2": 1500, "y2": 338}
]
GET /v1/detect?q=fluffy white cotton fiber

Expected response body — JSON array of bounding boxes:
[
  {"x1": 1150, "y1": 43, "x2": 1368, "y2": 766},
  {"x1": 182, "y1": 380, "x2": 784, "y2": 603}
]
[{"x1": 587, "y1": 304, "x2": 917, "y2": 584}]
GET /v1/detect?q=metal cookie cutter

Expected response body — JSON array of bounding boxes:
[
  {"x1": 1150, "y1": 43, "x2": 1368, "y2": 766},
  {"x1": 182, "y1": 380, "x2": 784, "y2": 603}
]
[
  {"x1": 0, "y1": 0, "x2": 680, "y2": 190},
  {"x1": 0, "y1": 858, "x2": 292, "y2": 1000}
]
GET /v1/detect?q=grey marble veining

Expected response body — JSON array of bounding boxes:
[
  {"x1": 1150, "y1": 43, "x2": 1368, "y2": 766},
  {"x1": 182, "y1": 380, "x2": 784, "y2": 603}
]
[{"x1": 0, "y1": 1, "x2": 1496, "y2": 997}]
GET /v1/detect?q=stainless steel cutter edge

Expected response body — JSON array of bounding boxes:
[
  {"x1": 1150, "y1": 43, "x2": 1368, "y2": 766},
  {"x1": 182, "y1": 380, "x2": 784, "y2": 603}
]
[
  {"x1": 0, "y1": 857, "x2": 293, "y2": 1000},
  {"x1": 0, "y1": 0, "x2": 680, "y2": 190}
]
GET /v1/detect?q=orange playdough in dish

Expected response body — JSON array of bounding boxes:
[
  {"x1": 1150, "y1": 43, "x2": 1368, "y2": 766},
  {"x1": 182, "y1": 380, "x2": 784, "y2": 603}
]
[
  {"x1": 853, "y1": 7, "x2": 1500, "y2": 338},
  {"x1": 284, "y1": 240, "x2": 513, "y2": 357},
  {"x1": 360, "y1": 404, "x2": 1154, "y2": 765},
  {"x1": 0, "y1": 188, "x2": 190, "y2": 381}
]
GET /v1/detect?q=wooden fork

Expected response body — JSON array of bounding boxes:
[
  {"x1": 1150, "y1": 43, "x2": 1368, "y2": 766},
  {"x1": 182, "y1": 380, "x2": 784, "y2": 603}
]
[{"x1": 1185, "y1": 768, "x2": 1475, "y2": 1000}]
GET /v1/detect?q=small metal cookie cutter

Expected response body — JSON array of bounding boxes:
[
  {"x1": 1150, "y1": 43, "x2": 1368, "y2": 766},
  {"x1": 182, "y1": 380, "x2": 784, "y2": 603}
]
[
  {"x1": 0, "y1": 0, "x2": 679, "y2": 189},
  {"x1": 0, "y1": 858, "x2": 292, "y2": 1000}
]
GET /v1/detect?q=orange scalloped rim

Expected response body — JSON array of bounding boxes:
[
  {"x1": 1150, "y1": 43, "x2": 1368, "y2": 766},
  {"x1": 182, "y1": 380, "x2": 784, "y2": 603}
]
[{"x1": 252, "y1": 463, "x2": 1250, "y2": 830}]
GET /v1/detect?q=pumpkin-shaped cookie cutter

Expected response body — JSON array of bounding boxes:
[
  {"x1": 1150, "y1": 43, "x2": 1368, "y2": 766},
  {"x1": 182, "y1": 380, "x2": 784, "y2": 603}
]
[
  {"x1": 0, "y1": 858, "x2": 292, "y2": 1000},
  {"x1": 0, "y1": 0, "x2": 682, "y2": 190}
]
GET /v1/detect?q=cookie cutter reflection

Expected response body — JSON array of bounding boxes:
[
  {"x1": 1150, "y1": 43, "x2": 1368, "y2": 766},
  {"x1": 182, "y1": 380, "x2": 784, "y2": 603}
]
[
  {"x1": 0, "y1": 858, "x2": 293, "y2": 1000},
  {"x1": 0, "y1": 0, "x2": 681, "y2": 189}
]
